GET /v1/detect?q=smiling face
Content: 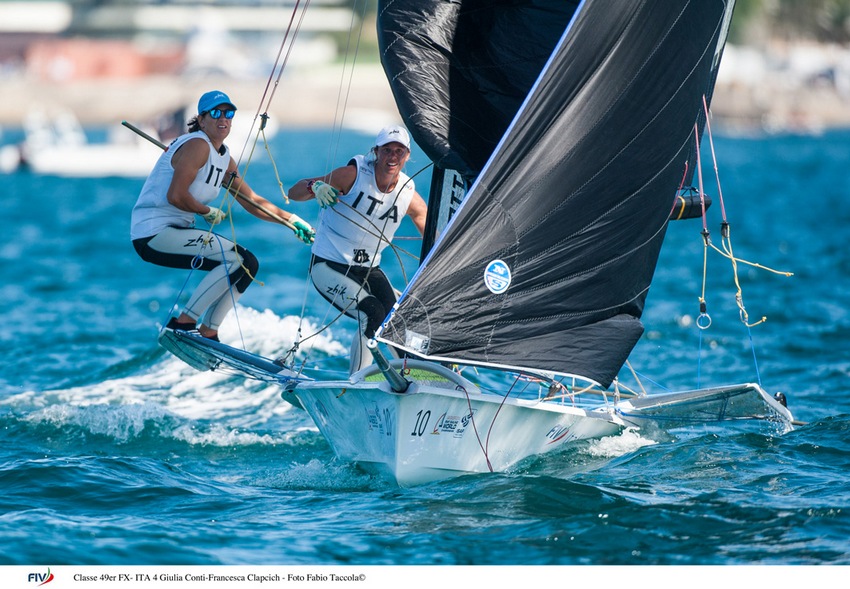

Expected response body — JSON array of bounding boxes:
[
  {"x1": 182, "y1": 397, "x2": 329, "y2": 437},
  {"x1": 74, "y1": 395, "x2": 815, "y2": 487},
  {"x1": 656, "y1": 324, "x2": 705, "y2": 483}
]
[
  {"x1": 375, "y1": 142, "x2": 410, "y2": 176},
  {"x1": 198, "y1": 104, "x2": 234, "y2": 146}
]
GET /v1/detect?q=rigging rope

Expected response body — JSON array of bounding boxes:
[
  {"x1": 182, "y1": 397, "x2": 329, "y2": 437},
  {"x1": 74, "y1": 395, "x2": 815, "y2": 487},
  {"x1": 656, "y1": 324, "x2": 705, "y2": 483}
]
[
  {"x1": 276, "y1": 0, "x2": 373, "y2": 371},
  {"x1": 691, "y1": 96, "x2": 794, "y2": 387},
  {"x1": 273, "y1": 0, "x2": 437, "y2": 373},
  {"x1": 166, "y1": 0, "x2": 314, "y2": 356}
]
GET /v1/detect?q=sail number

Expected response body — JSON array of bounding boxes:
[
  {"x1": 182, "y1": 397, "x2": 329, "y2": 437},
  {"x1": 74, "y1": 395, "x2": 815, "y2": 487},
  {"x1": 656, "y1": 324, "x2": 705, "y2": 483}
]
[{"x1": 411, "y1": 410, "x2": 431, "y2": 436}]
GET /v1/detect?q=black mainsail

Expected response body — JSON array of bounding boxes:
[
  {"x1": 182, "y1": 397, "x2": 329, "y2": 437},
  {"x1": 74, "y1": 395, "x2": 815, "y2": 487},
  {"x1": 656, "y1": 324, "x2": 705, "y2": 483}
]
[
  {"x1": 376, "y1": 0, "x2": 737, "y2": 387},
  {"x1": 377, "y1": 0, "x2": 581, "y2": 182}
]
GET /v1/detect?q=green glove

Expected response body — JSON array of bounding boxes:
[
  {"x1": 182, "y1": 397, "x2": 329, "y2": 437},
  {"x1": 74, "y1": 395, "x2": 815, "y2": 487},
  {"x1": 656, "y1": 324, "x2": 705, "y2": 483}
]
[
  {"x1": 201, "y1": 206, "x2": 226, "y2": 225},
  {"x1": 289, "y1": 214, "x2": 315, "y2": 244},
  {"x1": 311, "y1": 181, "x2": 340, "y2": 208}
]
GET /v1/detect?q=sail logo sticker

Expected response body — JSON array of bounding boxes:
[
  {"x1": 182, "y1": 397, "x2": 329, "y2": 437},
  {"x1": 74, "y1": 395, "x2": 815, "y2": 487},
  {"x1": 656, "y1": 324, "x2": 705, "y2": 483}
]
[{"x1": 484, "y1": 260, "x2": 511, "y2": 294}]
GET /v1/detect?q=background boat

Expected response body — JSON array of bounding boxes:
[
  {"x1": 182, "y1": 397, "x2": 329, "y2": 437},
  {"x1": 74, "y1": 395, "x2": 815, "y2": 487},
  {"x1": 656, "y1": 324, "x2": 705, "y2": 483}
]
[{"x1": 0, "y1": 106, "x2": 279, "y2": 178}]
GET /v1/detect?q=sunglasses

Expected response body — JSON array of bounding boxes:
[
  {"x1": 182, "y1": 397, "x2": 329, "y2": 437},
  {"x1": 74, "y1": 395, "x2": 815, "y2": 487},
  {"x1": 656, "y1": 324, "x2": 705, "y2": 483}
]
[{"x1": 206, "y1": 108, "x2": 236, "y2": 120}]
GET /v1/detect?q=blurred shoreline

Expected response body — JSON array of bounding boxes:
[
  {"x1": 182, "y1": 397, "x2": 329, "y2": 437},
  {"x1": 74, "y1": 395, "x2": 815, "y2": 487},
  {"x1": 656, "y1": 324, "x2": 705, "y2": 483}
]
[
  {"x1": 2, "y1": 58, "x2": 850, "y2": 136},
  {"x1": 1, "y1": 65, "x2": 401, "y2": 132}
]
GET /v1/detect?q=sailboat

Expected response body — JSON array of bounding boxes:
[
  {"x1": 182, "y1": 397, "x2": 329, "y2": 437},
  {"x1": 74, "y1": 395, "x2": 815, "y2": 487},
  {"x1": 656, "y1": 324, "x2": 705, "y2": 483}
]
[
  {"x1": 278, "y1": 0, "x2": 796, "y2": 485},
  {"x1": 155, "y1": 0, "x2": 795, "y2": 486}
]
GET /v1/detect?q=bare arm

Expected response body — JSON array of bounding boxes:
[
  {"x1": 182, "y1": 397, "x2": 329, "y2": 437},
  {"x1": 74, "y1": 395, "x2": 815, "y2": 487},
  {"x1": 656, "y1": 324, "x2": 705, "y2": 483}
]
[
  {"x1": 288, "y1": 164, "x2": 358, "y2": 202},
  {"x1": 407, "y1": 191, "x2": 428, "y2": 236},
  {"x1": 166, "y1": 138, "x2": 216, "y2": 215}
]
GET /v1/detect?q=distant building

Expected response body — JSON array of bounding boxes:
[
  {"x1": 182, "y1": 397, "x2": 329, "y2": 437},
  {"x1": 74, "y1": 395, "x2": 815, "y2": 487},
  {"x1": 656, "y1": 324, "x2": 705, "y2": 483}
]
[{"x1": 26, "y1": 38, "x2": 184, "y2": 81}]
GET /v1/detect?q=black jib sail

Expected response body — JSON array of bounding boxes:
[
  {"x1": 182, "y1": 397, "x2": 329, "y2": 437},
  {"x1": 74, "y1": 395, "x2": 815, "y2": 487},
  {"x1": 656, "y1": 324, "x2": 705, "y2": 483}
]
[{"x1": 376, "y1": 0, "x2": 736, "y2": 387}]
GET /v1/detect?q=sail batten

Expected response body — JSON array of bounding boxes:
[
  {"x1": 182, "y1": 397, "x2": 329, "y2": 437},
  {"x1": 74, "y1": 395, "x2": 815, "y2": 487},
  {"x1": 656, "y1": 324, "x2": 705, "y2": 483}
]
[{"x1": 377, "y1": 0, "x2": 736, "y2": 387}]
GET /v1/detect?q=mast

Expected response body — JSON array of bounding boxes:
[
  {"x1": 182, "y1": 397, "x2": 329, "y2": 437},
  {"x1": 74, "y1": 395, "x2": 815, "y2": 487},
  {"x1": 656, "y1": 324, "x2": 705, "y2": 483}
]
[{"x1": 420, "y1": 166, "x2": 467, "y2": 258}]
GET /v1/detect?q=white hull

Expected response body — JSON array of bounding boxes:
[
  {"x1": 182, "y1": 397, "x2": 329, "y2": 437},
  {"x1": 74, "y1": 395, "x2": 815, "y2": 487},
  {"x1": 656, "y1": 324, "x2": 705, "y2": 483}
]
[
  {"x1": 289, "y1": 361, "x2": 624, "y2": 486},
  {"x1": 288, "y1": 361, "x2": 795, "y2": 486}
]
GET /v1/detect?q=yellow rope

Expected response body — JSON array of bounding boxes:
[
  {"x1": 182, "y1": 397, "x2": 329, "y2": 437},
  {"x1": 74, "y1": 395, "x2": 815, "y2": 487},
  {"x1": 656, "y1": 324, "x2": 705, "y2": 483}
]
[
  {"x1": 708, "y1": 241, "x2": 794, "y2": 277},
  {"x1": 696, "y1": 221, "x2": 794, "y2": 329},
  {"x1": 726, "y1": 229, "x2": 762, "y2": 327},
  {"x1": 261, "y1": 126, "x2": 290, "y2": 205}
]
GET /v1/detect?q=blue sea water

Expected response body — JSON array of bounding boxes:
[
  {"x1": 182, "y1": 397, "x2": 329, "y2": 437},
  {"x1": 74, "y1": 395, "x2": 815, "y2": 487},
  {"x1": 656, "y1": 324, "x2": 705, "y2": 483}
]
[{"x1": 1, "y1": 125, "x2": 849, "y2": 570}]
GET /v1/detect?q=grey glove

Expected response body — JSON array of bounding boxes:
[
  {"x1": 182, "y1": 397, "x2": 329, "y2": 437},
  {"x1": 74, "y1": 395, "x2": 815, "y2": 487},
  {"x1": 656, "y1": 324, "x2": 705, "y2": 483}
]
[
  {"x1": 311, "y1": 181, "x2": 340, "y2": 208},
  {"x1": 201, "y1": 206, "x2": 226, "y2": 225}
]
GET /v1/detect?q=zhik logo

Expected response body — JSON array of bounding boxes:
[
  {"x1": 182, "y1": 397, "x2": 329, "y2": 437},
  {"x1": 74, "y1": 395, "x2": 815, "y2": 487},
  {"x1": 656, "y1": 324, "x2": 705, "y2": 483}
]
[{"x1": 28, "y1": 568, "x2": 54, "y2": 586}]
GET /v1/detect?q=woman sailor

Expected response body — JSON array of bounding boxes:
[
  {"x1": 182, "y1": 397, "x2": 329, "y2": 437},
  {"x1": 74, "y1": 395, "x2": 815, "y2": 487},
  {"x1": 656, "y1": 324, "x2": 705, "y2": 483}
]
[
  {"x1": 131, "y1": 90, "x2": 314, "y2": 342},
  {"x1": 289, "y1": 125, "x2": 427, "y2": 374}
]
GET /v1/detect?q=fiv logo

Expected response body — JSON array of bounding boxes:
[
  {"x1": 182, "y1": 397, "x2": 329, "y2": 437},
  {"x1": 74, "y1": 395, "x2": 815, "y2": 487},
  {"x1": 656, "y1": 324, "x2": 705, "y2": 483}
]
[{"x1": 28, "y1": 568, "x2": 54, "y2": 586}]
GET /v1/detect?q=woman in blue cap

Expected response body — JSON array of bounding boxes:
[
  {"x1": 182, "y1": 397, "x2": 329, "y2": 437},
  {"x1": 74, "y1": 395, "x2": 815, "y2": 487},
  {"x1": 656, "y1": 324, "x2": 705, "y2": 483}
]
[{"x1": 131, "y1": 90, "x2": 314, "y2": 342}]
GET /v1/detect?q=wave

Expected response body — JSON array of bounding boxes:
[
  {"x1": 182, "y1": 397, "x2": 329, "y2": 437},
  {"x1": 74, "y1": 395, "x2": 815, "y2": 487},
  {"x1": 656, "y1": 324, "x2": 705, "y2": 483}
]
[{"x1": 0, "y1": 306, "x2": 351, "y2": 442}]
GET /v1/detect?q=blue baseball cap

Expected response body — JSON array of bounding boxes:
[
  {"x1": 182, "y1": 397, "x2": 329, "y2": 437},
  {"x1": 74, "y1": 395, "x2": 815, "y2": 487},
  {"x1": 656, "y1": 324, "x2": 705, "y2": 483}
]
[{"x1": 198, "y1": 90, "x2": 237, "y2": 114}]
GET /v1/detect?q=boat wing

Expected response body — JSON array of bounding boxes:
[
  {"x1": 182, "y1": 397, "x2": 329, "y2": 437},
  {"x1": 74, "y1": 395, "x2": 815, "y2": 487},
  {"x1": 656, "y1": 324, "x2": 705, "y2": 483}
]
[
  {"x1": 611, "y1": 384, "x2": 795, "y2": 430},
  {"x1": 157, "y1": 329, "x2": 309, "y2": 389}
]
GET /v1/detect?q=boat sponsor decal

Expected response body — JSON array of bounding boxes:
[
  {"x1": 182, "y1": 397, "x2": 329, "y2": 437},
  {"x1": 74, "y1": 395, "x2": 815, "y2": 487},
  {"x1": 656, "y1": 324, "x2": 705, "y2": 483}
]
[
  {"x1": 314, "y1": 400, "x2": 329, "y2": 425},
  {"x1": 430, "y1": 410, "x2": 476, "y2": 438},
  {"x1": 545, "y1": 424, "x2": 577, "y2": 445},
  {"x1": 484, "y1": 259, "x2": 511, "y2": 294},
  {"x1": 365, "y1": 404, "x2": 384, "y2": 436},
  {"x1": 365, "y1": 403, "x2": 393, "y2": 437}
]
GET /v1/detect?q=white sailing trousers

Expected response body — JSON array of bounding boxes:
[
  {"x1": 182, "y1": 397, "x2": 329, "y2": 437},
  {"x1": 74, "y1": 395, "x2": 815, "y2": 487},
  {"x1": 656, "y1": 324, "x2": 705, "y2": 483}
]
[{"x1": 137, "y1": 227, "x2": 258, "y2": 330}]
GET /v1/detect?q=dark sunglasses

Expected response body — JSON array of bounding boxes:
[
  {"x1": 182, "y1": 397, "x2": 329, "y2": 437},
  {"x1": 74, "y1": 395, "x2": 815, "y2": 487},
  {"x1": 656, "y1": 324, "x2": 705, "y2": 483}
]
[{"x1": 206, "y1": 108, "x2": 236, "y2": 120}]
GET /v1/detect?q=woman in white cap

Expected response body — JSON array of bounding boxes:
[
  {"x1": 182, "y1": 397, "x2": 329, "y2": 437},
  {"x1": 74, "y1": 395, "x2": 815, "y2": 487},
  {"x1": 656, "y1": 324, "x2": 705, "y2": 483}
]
[
  {"x1": 289, "y1": 125, "x2": 428, "y2": 374},
  {"x1": 131, "y1": 90, "x2": 314, "y2": 342}
]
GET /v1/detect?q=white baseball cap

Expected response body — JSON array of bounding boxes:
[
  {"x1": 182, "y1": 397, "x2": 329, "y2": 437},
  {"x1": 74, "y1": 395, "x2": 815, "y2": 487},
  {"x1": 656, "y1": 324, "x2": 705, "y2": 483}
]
[{"x1": 375, "y1": 125, "x2": 410, "y2": 149}]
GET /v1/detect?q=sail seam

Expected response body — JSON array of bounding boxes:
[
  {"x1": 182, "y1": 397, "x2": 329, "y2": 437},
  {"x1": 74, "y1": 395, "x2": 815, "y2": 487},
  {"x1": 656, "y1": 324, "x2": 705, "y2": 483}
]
[
  {"x1": 528, "y1": 0, "x2": 720, "y2": 252},
  {"x1": 509, "y1": 1, "x2": 724, "y2": 292}
]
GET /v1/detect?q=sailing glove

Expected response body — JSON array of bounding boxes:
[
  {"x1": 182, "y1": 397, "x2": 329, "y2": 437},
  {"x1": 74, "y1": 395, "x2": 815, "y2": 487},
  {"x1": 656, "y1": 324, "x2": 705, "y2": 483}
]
[
  {"x1": 202, "y1": 206, "x2": 226, "y2": 225},
  {"x1": 311, "y1": 181, "x2": 340, "y2": 208},
  {"x1": 289, "y1": 214, "x2": 315, "y2": 245}
]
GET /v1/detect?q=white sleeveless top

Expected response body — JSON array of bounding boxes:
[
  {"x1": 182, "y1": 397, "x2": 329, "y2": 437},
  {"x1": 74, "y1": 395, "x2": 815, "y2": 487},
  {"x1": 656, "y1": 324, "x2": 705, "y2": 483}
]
[
  {"x1": 130, "y1": 131, "x2": 231, "y2": 240},
  {"x1": 312, "y1": 154, "x2": 416, "y2": 266}
]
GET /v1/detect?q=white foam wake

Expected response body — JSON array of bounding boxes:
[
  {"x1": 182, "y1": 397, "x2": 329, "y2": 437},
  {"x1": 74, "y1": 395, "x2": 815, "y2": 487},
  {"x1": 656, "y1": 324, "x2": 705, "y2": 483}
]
[
  {"x1": 584, "y1": 428, "x2": 657, "y2": 458},
  {"x1": 3, "y1": 307, "x2": 348, "y2": 445}
]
